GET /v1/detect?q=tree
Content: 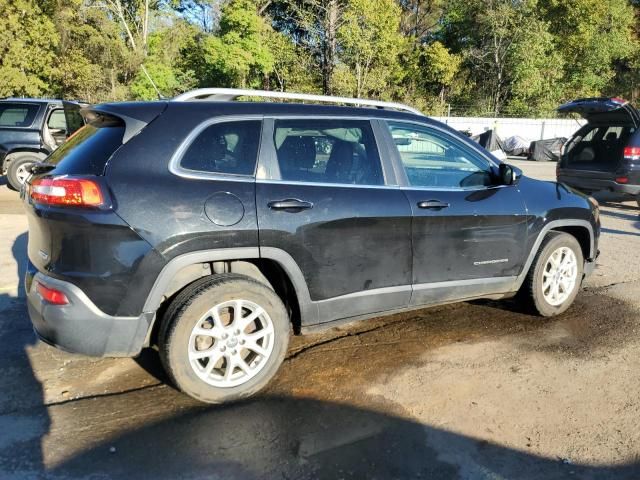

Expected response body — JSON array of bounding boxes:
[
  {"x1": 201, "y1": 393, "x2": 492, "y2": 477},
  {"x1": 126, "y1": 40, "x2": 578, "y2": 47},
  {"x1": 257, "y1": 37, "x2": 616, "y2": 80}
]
[
  {"x1": 131, "y1": 21, "x2": 199, "y2": 99},
  {"x1": 540, "y1": 0, "x2": 637, "y2": 98},
  {"x1": 419, "y1": 41, "x2": 461, "y2": 103},
  {"x1": 337, "y1": 0, "x2": 406, "y2": 99},
  {"x1": 0, "y1": 0, "x2": 58, "y2": 97},
  {"x1": 266, "y1": 29, "x2": 320, "y2": 92},
  {"x1": 191, "y1": 0, "x2": 274, "y2": 88},
  {"x1": 268, "y1": 0, "x2": 347, "y2": 94},
  {"x1": 398, "y1": 0, "x2": 445, "y2": 41},
  {"x1": 506, "y1": 16, "x2": 564, "y2": 116},
  {"x1": 44, "y1": 0, "x2": 134, "y2": 102}
]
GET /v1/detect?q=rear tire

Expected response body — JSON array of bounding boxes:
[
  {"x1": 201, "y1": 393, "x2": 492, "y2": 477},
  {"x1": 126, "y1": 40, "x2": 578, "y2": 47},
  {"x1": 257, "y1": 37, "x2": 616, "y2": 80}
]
[
  {"x1": 519, "y1": 232, "x2": 584, "y2": 317},
  {"x1": 158, "y1": 274, "x2": 290, "y2": 404},
  {"x1": 6, "y1": 153, "x2": 41, "y2": 190}
]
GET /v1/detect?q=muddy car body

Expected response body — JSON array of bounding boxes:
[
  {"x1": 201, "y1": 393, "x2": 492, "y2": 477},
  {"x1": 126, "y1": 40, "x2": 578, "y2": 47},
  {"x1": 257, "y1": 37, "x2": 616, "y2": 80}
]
[{"x1": 23, "y1": 89, "x2": 600, "y2": 403}]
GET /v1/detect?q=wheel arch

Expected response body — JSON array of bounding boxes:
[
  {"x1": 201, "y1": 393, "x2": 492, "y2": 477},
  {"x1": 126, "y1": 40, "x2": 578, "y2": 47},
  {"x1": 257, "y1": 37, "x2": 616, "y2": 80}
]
[
  {"x1": 2, "y1": 149, "x2": 48, "y2": 170},
  {"x1": 143, "y1": 247, "x2": 315, "y2": 346},
  {"x1": 515, "y1": 219, "x2": 595, "y2": 291}
]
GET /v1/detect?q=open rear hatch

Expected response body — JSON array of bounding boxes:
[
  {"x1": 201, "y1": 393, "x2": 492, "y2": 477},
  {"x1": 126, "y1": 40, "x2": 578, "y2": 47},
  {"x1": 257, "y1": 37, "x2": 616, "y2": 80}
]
[
  {"x1": 558, "y1": 98, "x2": 639, "y2": 175},
  {"x1": 558, "y1": 97, "x2": 640, "y2": 126}
]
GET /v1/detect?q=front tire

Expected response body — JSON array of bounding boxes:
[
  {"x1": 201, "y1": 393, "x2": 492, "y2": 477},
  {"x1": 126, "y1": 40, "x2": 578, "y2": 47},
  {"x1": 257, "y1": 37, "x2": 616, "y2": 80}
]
[
  {"x1": 520, "y1": 232, "x2": 584, "y2": 316},
  {"x1": 159, "y1": 274, "x2": 290, "y2": 404}
]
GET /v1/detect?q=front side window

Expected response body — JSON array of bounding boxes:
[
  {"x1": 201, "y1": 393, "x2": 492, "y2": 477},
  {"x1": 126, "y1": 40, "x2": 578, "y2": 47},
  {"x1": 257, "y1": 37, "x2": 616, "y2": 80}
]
[
  {"x1": 180, "y1": 120, "x2": 262, "y2": 176},
  {"x1": 273, "y1": 119, "x2": 384, "y2": 185},
  {"x1": 387, "y1": 122, "x2": 493, "y2": 189}
]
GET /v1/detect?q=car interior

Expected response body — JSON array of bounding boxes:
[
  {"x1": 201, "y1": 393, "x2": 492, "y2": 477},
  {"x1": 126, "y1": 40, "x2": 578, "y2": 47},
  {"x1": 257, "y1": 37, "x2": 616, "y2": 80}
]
[
  {"x1": 274, "y1": 125, "x2": 384, "y2": 185},
  {"x1": 564, "y1": 124, "x2": 636, "y2": 171},
  {"x1": 390, "y1": 126, "x2": 494, "y2": 188}
]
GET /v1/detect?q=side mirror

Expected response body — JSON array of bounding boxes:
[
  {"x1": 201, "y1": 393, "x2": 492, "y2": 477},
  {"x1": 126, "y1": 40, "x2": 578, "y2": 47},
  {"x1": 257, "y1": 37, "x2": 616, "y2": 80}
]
[{"x1": 499, "y1": 163, "x2": 520, "y2": 186}]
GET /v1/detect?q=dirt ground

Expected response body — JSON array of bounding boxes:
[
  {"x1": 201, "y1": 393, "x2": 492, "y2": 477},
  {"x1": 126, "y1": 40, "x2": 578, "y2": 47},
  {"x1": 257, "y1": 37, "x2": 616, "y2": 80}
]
[{"x1": 2, "y1": 163, "x2": 640, "y2": 479}]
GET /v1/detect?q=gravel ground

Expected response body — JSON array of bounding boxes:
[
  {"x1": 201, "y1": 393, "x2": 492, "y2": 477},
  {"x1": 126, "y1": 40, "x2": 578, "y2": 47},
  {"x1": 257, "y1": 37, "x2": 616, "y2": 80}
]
[{"x1": 1, "y1": 162, "x2": 640, "y2": 479}]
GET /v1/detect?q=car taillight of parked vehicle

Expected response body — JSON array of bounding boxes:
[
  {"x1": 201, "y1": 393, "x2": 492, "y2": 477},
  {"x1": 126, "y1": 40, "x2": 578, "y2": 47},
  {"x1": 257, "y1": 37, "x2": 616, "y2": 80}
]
[
  {"x1": 36, "y1": 282, "x2": 69, "y2": 305},
  {"x1": 30, "y1": 176, "x2": 105, "y2": 207},
  {"x1": 623, "y1": 146, "x2": 640, "y2": 161}
]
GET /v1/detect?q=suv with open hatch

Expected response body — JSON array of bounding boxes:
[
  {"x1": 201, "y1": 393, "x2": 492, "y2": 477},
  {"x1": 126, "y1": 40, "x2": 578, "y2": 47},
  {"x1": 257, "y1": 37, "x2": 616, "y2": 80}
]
[
  {"x1": 0, "y1": 98, "x2": 85, "y2": 190},
  {"x1": 23, "y1": 89, "x2": 600, "y2": 403},
  {"x1": 557, "y1": 97, "x2": 640, "y2": 207}
]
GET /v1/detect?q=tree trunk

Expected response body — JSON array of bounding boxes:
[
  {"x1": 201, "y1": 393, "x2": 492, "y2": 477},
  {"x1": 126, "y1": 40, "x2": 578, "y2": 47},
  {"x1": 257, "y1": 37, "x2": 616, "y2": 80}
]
[{"x1": 322, "y1": 0, "x2": 339, "y2": 95}]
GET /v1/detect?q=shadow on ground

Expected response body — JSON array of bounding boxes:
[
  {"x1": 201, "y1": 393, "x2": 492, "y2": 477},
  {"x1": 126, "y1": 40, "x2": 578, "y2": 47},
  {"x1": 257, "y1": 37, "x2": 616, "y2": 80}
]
[
  {"x1": 0, "y1": 232, "x2": 49, "y2": 475},
  {"x1": 48, "y1": 395, "x2": 640, "y2": 480},
  {"x1": 3, "y1": 232, "x2": 640, "y2": 479}
]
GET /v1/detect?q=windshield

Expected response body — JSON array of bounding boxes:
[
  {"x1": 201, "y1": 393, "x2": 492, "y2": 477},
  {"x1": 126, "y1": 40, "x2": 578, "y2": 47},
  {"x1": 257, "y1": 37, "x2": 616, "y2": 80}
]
[{"x1": 0, "y1": 103, "x2": 41, "y2": 127}]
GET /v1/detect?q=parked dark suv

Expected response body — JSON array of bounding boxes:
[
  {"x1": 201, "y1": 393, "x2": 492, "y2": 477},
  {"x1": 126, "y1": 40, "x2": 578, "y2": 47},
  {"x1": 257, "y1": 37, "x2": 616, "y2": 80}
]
[
  {"x1": 557, "y1": 97, "x2": 640, "y2": 207},
  {"x1": 0, "y1": 98, "x2": 85, "y2": 190},
  {"x1": 23, "y1": 89, "x2": 600, "y2": 403}
]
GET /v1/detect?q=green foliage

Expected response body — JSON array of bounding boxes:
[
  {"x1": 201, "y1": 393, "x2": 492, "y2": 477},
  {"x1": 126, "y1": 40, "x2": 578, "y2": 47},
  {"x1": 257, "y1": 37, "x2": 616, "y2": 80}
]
[
  {"x1": 0, "y1": 0, "x2": 638, "y2": 117},
  {"x1": 337, "y1": 0, "x2": 406, "y2": 98},
  {"x1": 0, "y1": 0, "x2": 58, "y2": 97},
  {"x1": 195, "y1": 0, "x2": 274, "y2": 88},
  {"x1": 540, "y1": 0, "x2": 637, "y2": 98}
]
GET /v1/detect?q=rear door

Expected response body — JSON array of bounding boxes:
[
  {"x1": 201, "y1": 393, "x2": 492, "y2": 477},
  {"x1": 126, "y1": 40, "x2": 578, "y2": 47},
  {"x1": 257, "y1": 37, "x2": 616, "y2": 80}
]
[
  {"x1": 62, "y1": 101, "x2": 89, "y2": 139},
  {"x1": 382, "y1": 120, "x2": 528, "y2": 306},
  {"x1": 256, "y1": 117, "x2": 413, "y2": 325}
]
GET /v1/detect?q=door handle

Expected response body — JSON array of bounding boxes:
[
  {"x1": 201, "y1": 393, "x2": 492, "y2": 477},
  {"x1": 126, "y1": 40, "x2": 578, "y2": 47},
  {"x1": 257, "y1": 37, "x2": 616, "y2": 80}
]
[
  {"x1": 417, "y1": 200, "x2": 450, "y2": 210},
  {"x1": 268, "y1": 199, "x2": 314, "y2": 211}
]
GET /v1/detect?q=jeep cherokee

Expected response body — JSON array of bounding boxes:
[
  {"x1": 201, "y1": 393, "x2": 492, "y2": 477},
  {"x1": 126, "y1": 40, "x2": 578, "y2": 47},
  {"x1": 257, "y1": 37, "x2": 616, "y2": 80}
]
[{"x1": 23, "y1": 89, "x2": 601, "y2": 403}]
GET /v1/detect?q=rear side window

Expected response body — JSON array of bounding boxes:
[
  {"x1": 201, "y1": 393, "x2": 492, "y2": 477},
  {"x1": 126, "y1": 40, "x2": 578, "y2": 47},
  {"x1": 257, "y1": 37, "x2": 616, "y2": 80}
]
[
  {"x1": 273, "y1": 119, "x2": 383, "y2": 185},
  {"x1": 46, "y1": 123, "x2": 125, "y2": 175},
  {"x1": 179, "y1": 120, "x2": 262, "y2": 176},
  {"x1": 0, "y1": 103, "x2": 40, "y2": 127}
]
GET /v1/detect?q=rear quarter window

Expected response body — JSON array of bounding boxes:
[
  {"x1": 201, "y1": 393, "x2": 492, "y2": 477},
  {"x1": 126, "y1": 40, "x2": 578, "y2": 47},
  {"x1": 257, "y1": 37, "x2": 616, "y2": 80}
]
[
  {"x1": 178, "y1": 120, "x2": 262, "y2": 176},
  {"x1": 0, "y1": 103, "x2": 40, "y2": 127},
  {"x1": 46, "y1": 123, "x2": 125, "y2": 176}
]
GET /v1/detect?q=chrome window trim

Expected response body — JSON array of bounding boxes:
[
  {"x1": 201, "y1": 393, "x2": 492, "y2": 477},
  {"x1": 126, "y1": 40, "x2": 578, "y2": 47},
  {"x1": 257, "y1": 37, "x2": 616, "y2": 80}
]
[
  {"x1": 168, "y1": 113, "x2": 501, "y2": 189},
  {"x1": 256, "y1": 178, "x2": 400, "y2": 190},
  {"x1": 168, "y1": 114, "x2": 264, "y2": 181}
]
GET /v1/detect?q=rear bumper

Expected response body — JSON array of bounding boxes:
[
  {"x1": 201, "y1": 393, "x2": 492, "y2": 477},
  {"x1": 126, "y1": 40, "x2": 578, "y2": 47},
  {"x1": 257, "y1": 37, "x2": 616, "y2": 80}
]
[
  {"x1": 26, "y1": 269, "x2": 153, "y2": 357},
  {"x1": 558, "y1": 173, "x2": 640, "y2": 196}
]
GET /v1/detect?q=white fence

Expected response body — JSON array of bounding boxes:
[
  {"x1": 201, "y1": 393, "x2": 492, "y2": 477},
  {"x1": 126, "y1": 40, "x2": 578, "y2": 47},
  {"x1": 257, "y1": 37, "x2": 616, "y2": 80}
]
[{"x1": 433, "y1": 116, "x2": 586, "y2": 142}]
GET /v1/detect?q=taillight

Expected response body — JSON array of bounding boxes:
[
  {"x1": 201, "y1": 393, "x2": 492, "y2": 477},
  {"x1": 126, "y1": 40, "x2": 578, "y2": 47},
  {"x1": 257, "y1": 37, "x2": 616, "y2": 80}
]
[
  {"x1": 37, "y1": 282, "x2": 69, "y2": 305},
  {"x1": 624, "y1": 146, "x2": 640, "y2": 160},
  {"x1": 616, "y1": 177, "x2": 629, "y2": 184},
  {"x1": 30, "y1": 176, "x2": 104, "y2": 207}
]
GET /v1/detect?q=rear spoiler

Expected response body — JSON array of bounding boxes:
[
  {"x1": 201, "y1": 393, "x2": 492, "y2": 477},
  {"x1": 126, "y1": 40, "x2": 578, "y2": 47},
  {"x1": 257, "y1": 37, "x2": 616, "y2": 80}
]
[{"x1": 79, "y1": 102, "x2": 168, "y2": 144}]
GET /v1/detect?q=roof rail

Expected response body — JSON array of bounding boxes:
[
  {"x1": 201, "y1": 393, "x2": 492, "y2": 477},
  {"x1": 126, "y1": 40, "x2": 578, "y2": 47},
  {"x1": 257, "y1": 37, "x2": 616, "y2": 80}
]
[{"x1": 172, "y1": 88, "x2": 423, "y2": 116}]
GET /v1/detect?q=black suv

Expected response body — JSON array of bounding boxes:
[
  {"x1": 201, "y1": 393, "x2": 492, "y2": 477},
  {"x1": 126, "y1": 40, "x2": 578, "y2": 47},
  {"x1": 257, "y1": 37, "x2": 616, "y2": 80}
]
[
  {"x1": 23, "y1": 89, "x2": 600, "y2": 403},
  {"x1": 0, "y1": 98, "x2": 84, "y2": 190},
  {"x1": 557, "y1": 97, "x2": 640, "y2": 206}
]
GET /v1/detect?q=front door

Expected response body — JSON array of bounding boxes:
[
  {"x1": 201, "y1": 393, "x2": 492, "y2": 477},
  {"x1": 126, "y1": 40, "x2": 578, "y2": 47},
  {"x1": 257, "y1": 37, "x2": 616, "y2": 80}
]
[
  {"x1": 256, "y1": 118, "x2": 413, "y2": 325},
  {"x1": 383, "y1": 121, "x2": 528, "y2": 306}
]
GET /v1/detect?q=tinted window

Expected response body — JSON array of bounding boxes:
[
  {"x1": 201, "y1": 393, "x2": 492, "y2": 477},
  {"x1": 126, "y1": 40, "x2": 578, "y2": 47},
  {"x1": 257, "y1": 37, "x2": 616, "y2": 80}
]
[
  {"x1": 273, "y1": 119, "x2": 383, "y2": 185},
  {"x1": 0, "y1": 103, "x2": 40, "y2": 127},
  {"x1": 388, "y1": 122, "x2": 493, "y2": 188},
  {"x1": 46, "y1": 123, "x2": 125, "y2": 175},
  {"x1": 180, "y1": 121, "x2": 261, "y2": 175}
]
